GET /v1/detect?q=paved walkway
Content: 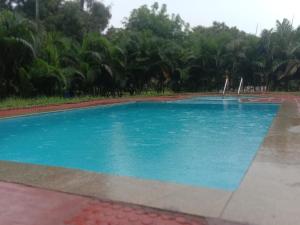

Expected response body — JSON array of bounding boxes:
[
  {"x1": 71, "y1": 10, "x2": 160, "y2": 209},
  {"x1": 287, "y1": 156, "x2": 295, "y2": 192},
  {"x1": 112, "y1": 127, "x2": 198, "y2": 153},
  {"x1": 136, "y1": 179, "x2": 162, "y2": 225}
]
[
  {"x1": 0, "y1": 182, "x2": 242, "y2": 225},
  {"x1": 221, "y1": 100, "x2": 300, "y2": 225}
]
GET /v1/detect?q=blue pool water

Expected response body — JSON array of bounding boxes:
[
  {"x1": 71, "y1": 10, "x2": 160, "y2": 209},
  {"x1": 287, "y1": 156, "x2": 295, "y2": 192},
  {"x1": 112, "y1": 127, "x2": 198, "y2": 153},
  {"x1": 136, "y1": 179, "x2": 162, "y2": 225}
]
[{"x1": 0, "y1": 98, "x2": 279, "y2": 191}]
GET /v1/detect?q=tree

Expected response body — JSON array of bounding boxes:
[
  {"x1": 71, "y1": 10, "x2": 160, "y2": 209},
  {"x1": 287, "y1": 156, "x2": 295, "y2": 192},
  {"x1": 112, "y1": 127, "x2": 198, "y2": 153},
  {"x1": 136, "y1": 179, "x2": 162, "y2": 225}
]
[
  {"x1": 87, "y1": 1, "x2": 111, "y2": 33},
  {"x1": 47, "y1": 1, "x2": 86, "y2": 40},
  {"x1": 0, "y1": 10, "x2": 37, "y2": 97},
  {"x1": 8, "y1": 0, "x2": 63, "y2": 20},
  {"x1": 125, "y1": 2, "x2": 188, "y2": 39},
  {"x1": 258, "y1": 19, "x2": 300, "y2": 90},
  {"x1": 4, "y1": 0, "x2": 111, "y2": 38},
  {"x1": 2, "y1": 2, "x2": 300, "y2": 98}
]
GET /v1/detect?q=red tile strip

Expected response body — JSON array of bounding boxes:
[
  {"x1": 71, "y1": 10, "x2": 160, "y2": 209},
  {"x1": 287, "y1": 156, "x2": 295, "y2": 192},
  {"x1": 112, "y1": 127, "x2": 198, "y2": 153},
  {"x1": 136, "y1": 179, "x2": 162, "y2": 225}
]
[
  {"x1": 0, "y1": 182, "x2": 243, "y2": 225},
  {"x1": 1, "y1": 94, "x2": 300, "y2": 118},
  {"x1": 0, "y1": 95, "x2": 190, "y2": 118}
]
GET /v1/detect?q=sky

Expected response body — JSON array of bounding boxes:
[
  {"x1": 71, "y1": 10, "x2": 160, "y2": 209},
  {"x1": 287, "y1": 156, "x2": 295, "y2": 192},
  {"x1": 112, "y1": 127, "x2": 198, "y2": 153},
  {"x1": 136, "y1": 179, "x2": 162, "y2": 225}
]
[{"x1": 101, "y1": 0, "x2": 300, "y2": 35}]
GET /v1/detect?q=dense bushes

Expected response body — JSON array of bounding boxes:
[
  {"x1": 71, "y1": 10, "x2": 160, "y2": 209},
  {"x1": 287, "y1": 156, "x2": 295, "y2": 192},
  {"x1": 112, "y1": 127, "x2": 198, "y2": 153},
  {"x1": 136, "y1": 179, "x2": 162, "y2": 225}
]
[{"x1": 1, "y1": 1, "x2": 300, "y2": 98}]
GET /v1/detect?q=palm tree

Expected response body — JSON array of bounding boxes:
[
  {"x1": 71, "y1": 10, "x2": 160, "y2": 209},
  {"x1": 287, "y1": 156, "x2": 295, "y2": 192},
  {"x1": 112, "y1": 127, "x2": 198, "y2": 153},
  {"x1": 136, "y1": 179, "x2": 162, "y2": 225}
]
[
  {"x1": 253, "y1": 19, "x2": 300, "y2": 90},
  {"x1": 224, "y1": 38, "x2": 247, "y2": 89},
  {"x1": 0, "y1": 11, "x2": 37, "y2": 97},
  {"x1": 271, "y1": 19, "x2": 300, "y2": 89}
]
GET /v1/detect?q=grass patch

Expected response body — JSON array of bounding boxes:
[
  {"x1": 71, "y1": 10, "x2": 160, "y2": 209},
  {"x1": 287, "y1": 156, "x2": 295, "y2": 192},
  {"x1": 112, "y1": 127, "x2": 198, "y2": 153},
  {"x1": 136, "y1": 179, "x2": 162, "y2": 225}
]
[
  {"x1": 0, "y1": 96, "x2": 105, "y2": 110},
  {"x1": 0, "y1": 91, "x2": 175, "y2": 110}
]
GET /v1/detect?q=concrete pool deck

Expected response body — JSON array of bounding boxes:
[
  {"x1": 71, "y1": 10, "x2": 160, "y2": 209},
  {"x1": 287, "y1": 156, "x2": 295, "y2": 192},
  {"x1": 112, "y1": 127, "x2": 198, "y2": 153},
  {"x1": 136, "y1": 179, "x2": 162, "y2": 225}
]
[
  {"x1": 0, "y1": 94, "x2": 300, "y2": 225},
  {"x1": 0, "y1": 182, "x2": 242, "y2": 225}
]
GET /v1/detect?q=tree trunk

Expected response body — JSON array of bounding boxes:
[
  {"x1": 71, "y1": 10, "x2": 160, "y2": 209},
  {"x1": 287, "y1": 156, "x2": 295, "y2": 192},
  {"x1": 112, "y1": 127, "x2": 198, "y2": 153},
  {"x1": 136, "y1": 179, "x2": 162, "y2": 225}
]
[
  {"x1": 35, "y1": 0, "x2": 39, "y2": 21},
  {"x1": 80, "y1": 0, "x2": 85, "y2": 11}
]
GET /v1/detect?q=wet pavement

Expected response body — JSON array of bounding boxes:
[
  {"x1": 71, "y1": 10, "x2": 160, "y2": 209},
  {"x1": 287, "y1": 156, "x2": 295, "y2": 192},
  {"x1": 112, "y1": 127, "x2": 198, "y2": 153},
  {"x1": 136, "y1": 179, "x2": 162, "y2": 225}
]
[
  {"x1": 0, "y1": 182, "x2": 243, "y2": 225},
  {"x1": 221, "y1": 101, "x2": 300, "y2": 225}
]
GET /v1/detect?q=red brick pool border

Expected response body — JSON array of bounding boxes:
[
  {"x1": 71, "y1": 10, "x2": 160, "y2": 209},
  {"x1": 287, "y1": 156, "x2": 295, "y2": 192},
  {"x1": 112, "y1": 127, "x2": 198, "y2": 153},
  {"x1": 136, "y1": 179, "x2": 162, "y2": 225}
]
[
  {"x1": 0, "y1": 95, "x2": 195, "y2": 118},
  {"x1": 0, "y1": 181, "x2": 243, "y2": 225},
  {"x1": 1, "y1": 93, "x2": 300, "y2": 118}
]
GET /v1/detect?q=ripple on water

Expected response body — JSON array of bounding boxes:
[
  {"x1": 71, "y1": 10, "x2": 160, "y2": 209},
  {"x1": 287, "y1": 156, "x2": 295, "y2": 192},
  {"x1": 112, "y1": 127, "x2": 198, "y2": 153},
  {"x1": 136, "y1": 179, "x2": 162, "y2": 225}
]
[{"x1": 0, "y1": 100, "x2": 279, "y2": 191}]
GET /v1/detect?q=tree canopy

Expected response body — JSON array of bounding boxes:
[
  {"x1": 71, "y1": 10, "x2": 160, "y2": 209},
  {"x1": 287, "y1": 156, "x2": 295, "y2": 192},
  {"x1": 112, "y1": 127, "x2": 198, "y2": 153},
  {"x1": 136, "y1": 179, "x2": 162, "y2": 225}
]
[{"x1": 1, "y1": 2, "x2": 300, "y2": 98}]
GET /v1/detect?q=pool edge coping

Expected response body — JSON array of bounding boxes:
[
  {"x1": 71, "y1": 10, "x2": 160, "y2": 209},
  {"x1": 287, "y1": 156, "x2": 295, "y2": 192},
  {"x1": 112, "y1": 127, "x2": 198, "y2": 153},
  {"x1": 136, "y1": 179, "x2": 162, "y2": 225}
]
[
  {"x1": 0, "y1": 93, "x2": 283, "y2": 119},
  {"x1": 0, "y1": 94, "x2": 203, "y2": 119},
  {"x1": 0, "y1": 160, "x2": 233, "y2": 218},
  {"x1": 221, "y1": 100, "x2": 300, "y2": 225}
]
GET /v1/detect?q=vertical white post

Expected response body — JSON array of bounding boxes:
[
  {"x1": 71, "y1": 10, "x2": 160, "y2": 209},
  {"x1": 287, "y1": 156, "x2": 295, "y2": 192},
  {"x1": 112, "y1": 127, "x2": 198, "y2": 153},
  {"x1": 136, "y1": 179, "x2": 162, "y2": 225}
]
[
  {"x1": 223, "y1": 78, "x2": 229, "y2": 96},
  {"x1": 238, "y1": 77, "x2": 243, "y2": 95}
]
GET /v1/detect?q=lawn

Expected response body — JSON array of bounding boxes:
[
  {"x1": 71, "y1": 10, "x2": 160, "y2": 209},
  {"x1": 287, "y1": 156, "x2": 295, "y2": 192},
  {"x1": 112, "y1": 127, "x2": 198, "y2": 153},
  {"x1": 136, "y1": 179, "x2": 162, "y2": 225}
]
[{"x1": 0, "y1": 91, "x2": 175, "y2": 110}]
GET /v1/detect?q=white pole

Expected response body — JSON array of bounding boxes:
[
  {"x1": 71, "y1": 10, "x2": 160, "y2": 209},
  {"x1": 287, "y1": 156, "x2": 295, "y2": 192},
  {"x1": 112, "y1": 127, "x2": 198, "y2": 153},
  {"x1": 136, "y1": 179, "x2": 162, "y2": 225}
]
[
  {"x1": 223, "y1": 78, "x2": 229, "y2": 95},
  {"x1": 238, "y1": 77, "x2": 243, "y2": 95}
]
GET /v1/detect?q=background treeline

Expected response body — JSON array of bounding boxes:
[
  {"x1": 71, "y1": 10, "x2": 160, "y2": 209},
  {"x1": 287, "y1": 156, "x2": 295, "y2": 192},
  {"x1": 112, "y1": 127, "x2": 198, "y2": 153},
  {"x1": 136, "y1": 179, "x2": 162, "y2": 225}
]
[{"x1": 1, "y1": 0, "x2": 300, "y2": 98}]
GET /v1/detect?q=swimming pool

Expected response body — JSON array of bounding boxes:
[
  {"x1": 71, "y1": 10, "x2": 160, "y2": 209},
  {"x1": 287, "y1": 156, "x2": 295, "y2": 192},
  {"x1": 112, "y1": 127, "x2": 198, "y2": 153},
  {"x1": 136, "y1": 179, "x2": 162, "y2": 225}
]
[{"x1": 0, "y1": 98, "x2": 279, "y2": 191}]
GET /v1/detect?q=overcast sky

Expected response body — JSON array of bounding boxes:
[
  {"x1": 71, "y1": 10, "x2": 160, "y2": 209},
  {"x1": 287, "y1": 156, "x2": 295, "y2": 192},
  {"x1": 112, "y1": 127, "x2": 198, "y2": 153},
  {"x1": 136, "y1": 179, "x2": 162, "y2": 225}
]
[{"x1": 102, "y1": 0, "x2": 299, "y2": 35}]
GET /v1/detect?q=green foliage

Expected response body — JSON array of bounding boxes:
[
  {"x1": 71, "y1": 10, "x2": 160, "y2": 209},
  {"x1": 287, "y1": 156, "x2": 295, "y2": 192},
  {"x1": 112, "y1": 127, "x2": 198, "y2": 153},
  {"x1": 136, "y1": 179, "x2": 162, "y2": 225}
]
[
  {"x1": 1, "y1": 0, "x2": 111, "y2": 40},
  {"x1": 0, "y1": 95, "x2": 105, "y2": 109},
  {"x1": 1, "y1": 2, "x2": 300, "y2": 98},
  {"x1": 125, "y1": 2, "x2": 188, "y2": 39},
  {"x1": 0, "y1": 10, "x2": 37, "y2": 97},
  {"x1": 47, "y1": 1, "x2": 86, "y2": 40}
]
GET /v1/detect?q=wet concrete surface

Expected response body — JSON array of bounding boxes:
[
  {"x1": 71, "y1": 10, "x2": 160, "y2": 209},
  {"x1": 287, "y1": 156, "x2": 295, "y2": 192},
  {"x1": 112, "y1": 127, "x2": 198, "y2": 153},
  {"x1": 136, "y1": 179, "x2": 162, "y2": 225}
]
[
  {"x1": 222, "y1": 101, "x2": 300, "y2": 225},
  {"x1": 0, "y1": 161, "x2": 232, "y2": 219},
  {"x1": 0, "y1": 182, "x2": 244, "y2": 225}
]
